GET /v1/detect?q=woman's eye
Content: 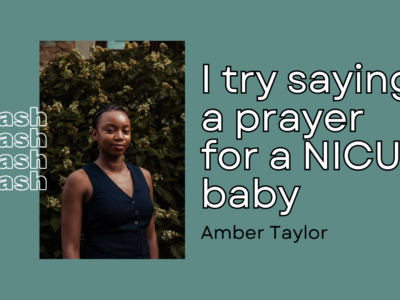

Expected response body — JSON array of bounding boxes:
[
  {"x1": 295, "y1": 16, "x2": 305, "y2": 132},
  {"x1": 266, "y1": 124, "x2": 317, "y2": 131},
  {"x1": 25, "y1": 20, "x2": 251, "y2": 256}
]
[
  {"x1": 106, "y1": 129, "x2": 114, "y2": 132},
  {"x1": 124, "y1": 131, "x2": 130, "y2": 134}
]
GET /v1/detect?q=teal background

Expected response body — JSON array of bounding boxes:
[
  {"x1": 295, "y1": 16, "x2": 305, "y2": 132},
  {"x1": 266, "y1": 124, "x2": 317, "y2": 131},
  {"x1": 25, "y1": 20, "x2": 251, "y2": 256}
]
[
  {"x1": 1, "y1": 0, "x2": 399, "y2": 299},
  {"x1": 107, "y1": 41, "x2": 127, "y2": 50}
]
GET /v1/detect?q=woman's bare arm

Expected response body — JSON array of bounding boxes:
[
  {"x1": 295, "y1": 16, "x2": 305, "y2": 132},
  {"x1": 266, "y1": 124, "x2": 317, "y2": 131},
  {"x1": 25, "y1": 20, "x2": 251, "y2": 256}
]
[
  {"x1": 141, "y1": 168, "x2": 159, "y2": 259},
  {"x1": 61, "y1": 170, "x2": 88, "y2": 259}
]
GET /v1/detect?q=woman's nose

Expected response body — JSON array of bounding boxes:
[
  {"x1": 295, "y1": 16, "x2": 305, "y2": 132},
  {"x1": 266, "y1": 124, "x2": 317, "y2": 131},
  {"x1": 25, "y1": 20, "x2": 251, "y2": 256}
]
[{"x1": 114, "y1": 130, "x2": 124, "y2": 140}]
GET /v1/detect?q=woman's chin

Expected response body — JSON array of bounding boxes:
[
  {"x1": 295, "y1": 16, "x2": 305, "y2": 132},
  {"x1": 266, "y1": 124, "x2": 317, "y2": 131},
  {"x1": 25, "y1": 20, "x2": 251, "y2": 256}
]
[{"x1": 103, "y1": 150, "x2": 126, "y2": 158}]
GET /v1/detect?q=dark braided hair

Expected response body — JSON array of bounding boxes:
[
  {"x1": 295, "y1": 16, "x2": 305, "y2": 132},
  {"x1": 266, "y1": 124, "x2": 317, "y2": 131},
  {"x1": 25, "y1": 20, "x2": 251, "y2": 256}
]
[{"x1": 90, "y1": 104, "x2": 130, "y2": 161}]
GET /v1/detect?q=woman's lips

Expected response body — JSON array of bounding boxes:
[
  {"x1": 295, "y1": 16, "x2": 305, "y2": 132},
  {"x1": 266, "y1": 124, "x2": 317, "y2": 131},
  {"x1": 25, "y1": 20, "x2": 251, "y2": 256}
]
[{"x1": 112, "y1": 145, "x2": 125, "y2": 150}]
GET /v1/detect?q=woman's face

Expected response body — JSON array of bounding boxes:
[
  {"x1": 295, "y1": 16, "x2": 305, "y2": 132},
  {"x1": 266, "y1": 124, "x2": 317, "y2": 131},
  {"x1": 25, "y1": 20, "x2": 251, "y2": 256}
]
[{"x1": 92, "y1": 110, "x2": 131, "y2": 157}]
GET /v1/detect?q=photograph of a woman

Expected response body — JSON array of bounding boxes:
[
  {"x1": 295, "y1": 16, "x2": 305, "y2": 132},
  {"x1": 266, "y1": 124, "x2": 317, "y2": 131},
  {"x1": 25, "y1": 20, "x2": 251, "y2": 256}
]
[
  {"x1": 39, "y1": 41, "x2": 185, "y2": 259},
  {"x1": 61, "y1": 105, "x2": 159, "y2": 259}
]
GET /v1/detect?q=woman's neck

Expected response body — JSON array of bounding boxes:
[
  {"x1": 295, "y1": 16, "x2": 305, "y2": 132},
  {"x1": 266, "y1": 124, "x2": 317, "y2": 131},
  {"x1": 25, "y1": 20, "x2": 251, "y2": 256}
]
[{"x1": 95, "y1": 153, "x2": 126, "y2": 174}]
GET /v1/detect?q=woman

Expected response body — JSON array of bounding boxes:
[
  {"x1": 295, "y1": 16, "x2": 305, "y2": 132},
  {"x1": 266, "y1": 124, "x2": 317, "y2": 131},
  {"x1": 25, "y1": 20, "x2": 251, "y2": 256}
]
[{"x1": 61, "y1": 104, "x2": 159, "y2": 259}]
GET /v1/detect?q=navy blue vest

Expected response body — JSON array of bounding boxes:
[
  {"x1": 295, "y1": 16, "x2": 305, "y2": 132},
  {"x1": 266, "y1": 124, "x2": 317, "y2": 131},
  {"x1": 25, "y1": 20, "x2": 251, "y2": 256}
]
[{"x1": 80, "y1": 162, "x2": 154, "y2": 259}]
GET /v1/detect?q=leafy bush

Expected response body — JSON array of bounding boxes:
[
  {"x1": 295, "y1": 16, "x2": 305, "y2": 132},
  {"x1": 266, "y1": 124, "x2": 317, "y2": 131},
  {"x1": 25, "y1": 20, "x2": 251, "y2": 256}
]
[{"x1": 39, "y1": 42, "x2": 185, "y2": 259}]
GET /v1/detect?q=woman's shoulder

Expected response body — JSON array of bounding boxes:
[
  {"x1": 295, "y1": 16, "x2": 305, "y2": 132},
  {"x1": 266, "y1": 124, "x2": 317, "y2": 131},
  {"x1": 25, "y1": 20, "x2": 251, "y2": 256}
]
[
  {"x1": 139, "y1": 167, "x2": 151, "y2": 179},
  {"x1": 62, "y1": 167, "x2": 92, "y2": 199},
  {"x1": 126, "y1": 163, "x2": 152, "y2": 182},
  {"x1": 65, "y1": 168, "x2": 91, "y2": 185},
  {"x1": 137, "y1": 166, "x2": 153, "y2": 198}
]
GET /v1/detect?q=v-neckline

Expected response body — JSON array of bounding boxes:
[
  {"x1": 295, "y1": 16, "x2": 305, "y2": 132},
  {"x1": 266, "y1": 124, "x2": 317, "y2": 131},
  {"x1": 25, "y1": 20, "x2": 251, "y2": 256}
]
[{"x1": 92, "y1": 161, "x2": 135, "y2": 200}]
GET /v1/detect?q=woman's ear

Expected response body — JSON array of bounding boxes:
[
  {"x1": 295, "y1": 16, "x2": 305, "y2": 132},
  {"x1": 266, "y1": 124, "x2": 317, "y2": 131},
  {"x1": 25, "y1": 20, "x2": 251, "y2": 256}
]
[{"x1": 92, "y1": 128, "x2": 97, "y2": 142}]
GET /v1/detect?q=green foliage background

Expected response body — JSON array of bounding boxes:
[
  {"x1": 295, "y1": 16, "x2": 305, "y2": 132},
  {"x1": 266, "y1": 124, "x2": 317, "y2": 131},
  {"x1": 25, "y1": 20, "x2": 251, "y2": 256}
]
[{"x1": 39, "y1": 42, "x2": 185, "y2": 259}]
